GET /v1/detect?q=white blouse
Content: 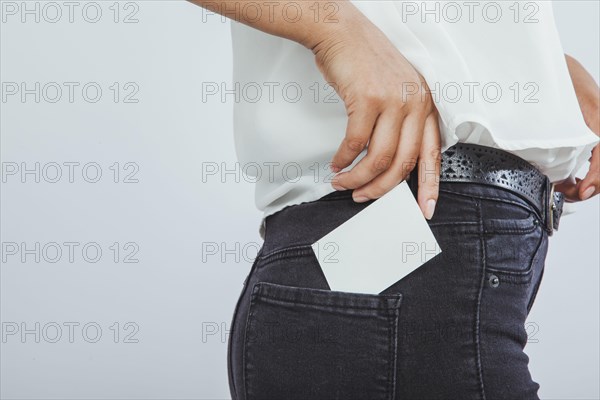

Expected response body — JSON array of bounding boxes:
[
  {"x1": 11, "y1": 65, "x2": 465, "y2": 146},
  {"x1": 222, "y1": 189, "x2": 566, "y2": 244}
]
[{"x1": 228, "y1": 1, "x2": 600, "y2": 238}]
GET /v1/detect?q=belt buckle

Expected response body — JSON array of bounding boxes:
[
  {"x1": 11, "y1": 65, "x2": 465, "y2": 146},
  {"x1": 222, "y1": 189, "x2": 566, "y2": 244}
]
[{"x1": 547, "y1": 181, "x2": 556, "y2": 236}]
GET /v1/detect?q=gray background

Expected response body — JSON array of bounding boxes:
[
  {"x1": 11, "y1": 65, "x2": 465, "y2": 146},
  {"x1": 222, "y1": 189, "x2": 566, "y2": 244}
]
[{"x1": 1, "y1": 1, "x2": 598, "y2": 399}]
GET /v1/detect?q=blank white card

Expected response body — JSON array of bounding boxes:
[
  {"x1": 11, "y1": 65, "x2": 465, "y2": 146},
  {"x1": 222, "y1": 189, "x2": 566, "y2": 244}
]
[{"x1": 311, "y1": 181, "x2": 442, "y2": 294}]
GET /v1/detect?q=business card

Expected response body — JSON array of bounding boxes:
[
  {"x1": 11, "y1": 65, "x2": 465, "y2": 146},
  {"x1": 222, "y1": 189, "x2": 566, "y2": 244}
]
[{"x1": 311, "y1": 181, "x2": 442, "y2": 294}]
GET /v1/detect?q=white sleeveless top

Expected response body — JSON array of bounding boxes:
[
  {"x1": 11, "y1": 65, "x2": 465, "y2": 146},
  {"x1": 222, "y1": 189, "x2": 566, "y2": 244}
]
[{"x1": 228, "y1": 1, "x2": 600, "y2": 238}]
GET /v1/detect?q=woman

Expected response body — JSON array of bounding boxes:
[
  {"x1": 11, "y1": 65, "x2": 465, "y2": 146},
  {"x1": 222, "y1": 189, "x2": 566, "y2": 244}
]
[{"x1": 190, "y1": 1, "x2": 599, "y2": 398}]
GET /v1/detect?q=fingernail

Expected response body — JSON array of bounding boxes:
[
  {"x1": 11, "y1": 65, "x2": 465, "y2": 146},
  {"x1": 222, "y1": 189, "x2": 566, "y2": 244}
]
[
  {"x1": 424, "y1": 199, "x2": 436, "y2": 219},
  {"x1": 353, "y1": 195, "x2": 370, "y2": 203},
  {"x1": 330, "y1": 164, "x2": 341, "y2": 173},
  {"x1": 331, "y1": 180, "x2": 346, "y2": 191},
  {"x1": 581, "y1": 186, "x2": 595, "y2": 200}
]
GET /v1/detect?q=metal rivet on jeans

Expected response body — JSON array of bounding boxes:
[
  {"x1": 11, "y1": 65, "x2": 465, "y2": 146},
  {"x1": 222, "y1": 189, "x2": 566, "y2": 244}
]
[{"x1": 489, "y1": 274, "x2": 500, "y2": 288}]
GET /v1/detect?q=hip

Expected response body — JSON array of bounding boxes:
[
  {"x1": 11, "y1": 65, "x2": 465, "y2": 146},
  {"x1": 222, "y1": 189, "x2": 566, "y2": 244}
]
[{"x1": 228, "y1": 143, "x2": 553, "y2": 399}]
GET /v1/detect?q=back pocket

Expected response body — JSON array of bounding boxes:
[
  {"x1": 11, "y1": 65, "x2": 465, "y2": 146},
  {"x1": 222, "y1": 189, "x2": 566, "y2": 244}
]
[{"x1": 243, "y1": 281, "x2": 403, "y2": 400}]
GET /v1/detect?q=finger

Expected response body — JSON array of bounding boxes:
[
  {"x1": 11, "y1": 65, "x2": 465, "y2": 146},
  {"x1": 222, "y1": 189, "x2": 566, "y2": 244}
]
[
  {"x1": 555, "y1": 145, "x2": 600, "y2": 202},
  {"x1": 331, "y1": 108, "x2": 405, "y2": 194},
  {"x1": 330, "y1": 100, "x2": 379, "y2": 172},
  {"x1": 417, "y1": 112, "x2": 442, "y2": 219},
  {"x1": 350, "y1": 112, "x2": 424, "y2": 200},
  {"x1": 554, "y1": 176, "x2": 580, "y2": 202},
  {"x1": 578, "y1": 144, "x2": 600, "y2": 200}
]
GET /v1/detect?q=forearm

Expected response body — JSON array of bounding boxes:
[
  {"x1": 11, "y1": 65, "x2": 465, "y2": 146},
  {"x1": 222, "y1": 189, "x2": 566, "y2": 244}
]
[
  {"x1": 187, "y1": 0, "x2": 364, "y2": 51},
  {"x1": 565, "y1": 54, "x2": 600, "y2": 134}
]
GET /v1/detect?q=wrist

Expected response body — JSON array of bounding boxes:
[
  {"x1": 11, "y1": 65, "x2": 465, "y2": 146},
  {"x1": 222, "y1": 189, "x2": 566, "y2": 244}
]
[{"x1": 298, "y1": 1, "x2": 366, "y2": 52}]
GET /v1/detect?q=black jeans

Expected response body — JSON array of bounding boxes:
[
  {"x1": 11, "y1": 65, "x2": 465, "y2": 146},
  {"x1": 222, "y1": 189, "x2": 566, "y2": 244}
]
[{"x1": 227, "y1": 148, "x2": 549, "y2": 400}]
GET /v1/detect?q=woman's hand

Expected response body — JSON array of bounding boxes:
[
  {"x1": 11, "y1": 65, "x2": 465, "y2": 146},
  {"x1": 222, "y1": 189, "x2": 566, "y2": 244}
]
[
  {"x1": 554, "y1": 54, "x2": 600, "y2": 202},
  {"x1": 311, "y1": 19, "x2": 441, "y2": 219},
  {"x1": 188, "y1": 0, "x2": 441, "y2": 218}
]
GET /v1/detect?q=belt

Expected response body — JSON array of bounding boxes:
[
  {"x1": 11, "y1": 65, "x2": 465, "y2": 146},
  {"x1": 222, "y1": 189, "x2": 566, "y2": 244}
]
[{"x1": 409, "y1": 142, "x2": 565, "y2": 236}]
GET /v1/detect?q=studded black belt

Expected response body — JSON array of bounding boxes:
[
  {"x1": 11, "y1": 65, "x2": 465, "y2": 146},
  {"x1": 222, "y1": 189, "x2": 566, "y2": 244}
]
[{"x1": 410, "y1": 142, "x2": 565, "y2": 236}]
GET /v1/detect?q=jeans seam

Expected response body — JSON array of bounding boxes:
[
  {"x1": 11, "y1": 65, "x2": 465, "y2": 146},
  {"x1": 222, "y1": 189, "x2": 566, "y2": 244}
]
[
  {"x1": 389, "y1": 305, "x2": 400, "y2": 400},
  {"x1": 256, "y1": 244, "x2": 314, "y2": 263},
  {"x1": 483, "y1": 226, "x2": 538, "y2": 234},
  {"x1": 527, "y1": 229, "x2": 549, "y2": 314},
  {"x1": 527, "y1": 270, "x2": 543, "y2": 315},
  {"x1": 242, "y1": 284, "x2": 260, "y2": 400},
  {"x1": 388, "y1": 311, "x2": 393, "y2": 400},
  {"x1": 440, "y1": 187, "x2": 542, "y2": 222},
  {"x1": 253, "y1": 293, "x2": 399, "y2": 311},
  {"x1": 428, "y1": 221, "x2": 479, "y2": 227},
  {"x1": 475, "y1": 199, "x2": 487, "y2": 400}
]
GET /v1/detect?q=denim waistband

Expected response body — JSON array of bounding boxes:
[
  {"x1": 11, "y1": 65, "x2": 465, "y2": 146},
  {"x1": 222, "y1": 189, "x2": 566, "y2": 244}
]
[{"x1": 261, "y1": 143, "x2": 560, "y2": 255}]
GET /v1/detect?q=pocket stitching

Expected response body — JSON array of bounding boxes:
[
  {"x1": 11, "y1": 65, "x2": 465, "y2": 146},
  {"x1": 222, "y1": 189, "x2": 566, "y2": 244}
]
[
  {"x1": 252, "y1": 281, "x2": 403, "y2": 309},
  {"x1": 243, "y1": 281, "x2": 402, "y2": 399},
  {"x1": 387, "y1": 306, "x2": 400, "y2": 400},
  {"x1": 256, "y1": 244, "x2": 315, "y2": 265},
  {"x1": 254, "y1": 293, "x2": 401, "y2": 311},
  {"x1": 242, "y1": 290, "x2": 260, "y2": 400}
]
